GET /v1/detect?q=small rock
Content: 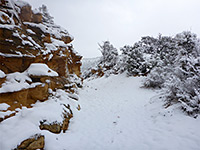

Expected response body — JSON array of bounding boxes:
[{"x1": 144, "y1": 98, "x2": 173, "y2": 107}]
[
  {"x1": 16, "y1": 134, "x2": 45, "y2": 150},
  {"x1": 39, "y1": 121, "x2": 62, "y2": 134},
  {"x1": 77, "y1": 104, "x2": 81, "y2": 111},
  {"x1": 62, "y1": 118, "x2": 70, "y2": 133}
]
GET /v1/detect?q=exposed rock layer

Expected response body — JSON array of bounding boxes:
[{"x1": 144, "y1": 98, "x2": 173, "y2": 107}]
[
  {"x1": 0, "y1": 0, "x2": 82, "y2": 76},
  {"x1": 0, "y1": 0, "x2": 82, "y2": 119},
  {"x1": 15, "y1": 134, "x2": 45, "y2": 150}
]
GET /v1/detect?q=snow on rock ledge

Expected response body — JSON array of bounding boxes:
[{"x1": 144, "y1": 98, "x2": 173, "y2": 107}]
[
  {"x1": 0, "y1": 103, "x2": 10, "y2": 111},
  {"x1": 26, "y1": 63, "x2": 58, "y2": 77},
  {"x1": 0, "y1": 71, "x2": 42, "y2": 94},
  {"x1": 0, "y1": 70, "x2": 6, "y2": 78},
  {"x1": 0, "y1": 0, "x2": 82, "y2": 114},
  {"x1": 0, "y1": 0, "x2": 82, "y2": 77},
  {"x1": 0, "y1": 1, "x2": 82, "y2": 143}
]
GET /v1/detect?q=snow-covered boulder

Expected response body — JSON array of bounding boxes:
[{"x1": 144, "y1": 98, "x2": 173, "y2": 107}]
[{"x1": 26, "y1": 63, "x2": 58, "y2": 77}]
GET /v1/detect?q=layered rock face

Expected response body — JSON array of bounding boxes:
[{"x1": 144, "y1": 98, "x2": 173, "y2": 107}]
[
  {"x1": 0, "y1": 1, "x2": 82, "y2": 148},
  {"x1": 0, "y1": 0, "x2": 81, "y2": 76},
  {"x1": 0, "y1": 0, "x2": 82, "y2": 116}
]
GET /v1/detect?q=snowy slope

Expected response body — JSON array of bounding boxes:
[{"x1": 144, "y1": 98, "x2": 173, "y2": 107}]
[
  {"x1": 35, "y1": 74, "x2": 200, "y2": 149},
  {"x1": 58, "y1": 74, "x2": 200, "y2": 150},
  {"x1": 1, "y1": 73, "x2": 200, "y2": 149}
]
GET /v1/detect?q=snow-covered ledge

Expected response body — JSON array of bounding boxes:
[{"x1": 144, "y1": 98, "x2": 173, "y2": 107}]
[
  {"x1": 0, "y1": 70, "x2": 6, "y2": 79},
  {"x1": 26, "y1": 63, "x2": 59, "y2": 77}
]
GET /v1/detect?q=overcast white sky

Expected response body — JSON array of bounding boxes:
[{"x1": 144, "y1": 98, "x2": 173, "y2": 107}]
[{"x1": 25, "y1": 0, "x2": 200, "y2": 58}]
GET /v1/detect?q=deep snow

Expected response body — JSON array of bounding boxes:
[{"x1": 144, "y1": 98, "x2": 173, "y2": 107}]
[{"x1": 0, "y1": 74, "x2": 200, "y2": 149}]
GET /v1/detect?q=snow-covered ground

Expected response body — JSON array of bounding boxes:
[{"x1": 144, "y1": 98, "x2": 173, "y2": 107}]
[
  {"x1": 57, "y1": 74, "x2": 200, "y2": 150},
  {"x1": 1, "y1": 74, "x2": 200, "y2": 149}
]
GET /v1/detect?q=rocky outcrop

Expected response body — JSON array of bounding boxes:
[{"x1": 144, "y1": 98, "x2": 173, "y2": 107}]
[
  {"x1": 91, "y1": 67, "x2": 104, "y2": 77},
  {"x1": 0, "y1": 1, "x2": 82, "y2": 149},
  {"x1": 0, "y1": 0, "x2": 81, "y2": 76},
  {"x1": 39, "y1": 104, "x2": 73, "y2": 134},
  {"x1": 15, "y1": 134, "x2": 45, "y2": 150},
  {"x1": 39, "y1": 117, "x2": 72, "y2": 134},
  {"x1": 0, "y1": 63, "x2": 82, "y2": 123},
  {"x1": 0, "y1": 0, "x2": 82, "y2": 121}
]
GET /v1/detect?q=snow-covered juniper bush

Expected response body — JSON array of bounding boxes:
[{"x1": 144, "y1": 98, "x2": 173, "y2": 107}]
[
  {"x1": 95, "y1": 31, "x2": 200, "y2": 115},
  {"x1": 98, "y1": 41, "x2": 118, "y2": 69}
]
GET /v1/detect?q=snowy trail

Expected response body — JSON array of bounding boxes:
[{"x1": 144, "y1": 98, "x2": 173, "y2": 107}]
[{"x1": 48, "y1": 74, "x2": 200, "y2": 150}]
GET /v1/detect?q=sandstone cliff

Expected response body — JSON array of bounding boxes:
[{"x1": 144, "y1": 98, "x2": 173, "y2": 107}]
[
  {"x1": 0, "y1": 0, "x2": 81, "y2": 76},
  {"x1": 0, "y1": 1, "x2": 82, "y2": 149},
  {"x1": 0, "y1": 0, "x2": 82, "y2": 120}
]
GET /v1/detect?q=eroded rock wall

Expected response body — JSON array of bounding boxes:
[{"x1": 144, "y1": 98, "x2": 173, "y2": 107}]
[
  {"x1": 0, "y1": 0, "x2": 82, "y2": 116},
  {"x1": 0, "y1": 0, "x2": 82, "y2": 77}
]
